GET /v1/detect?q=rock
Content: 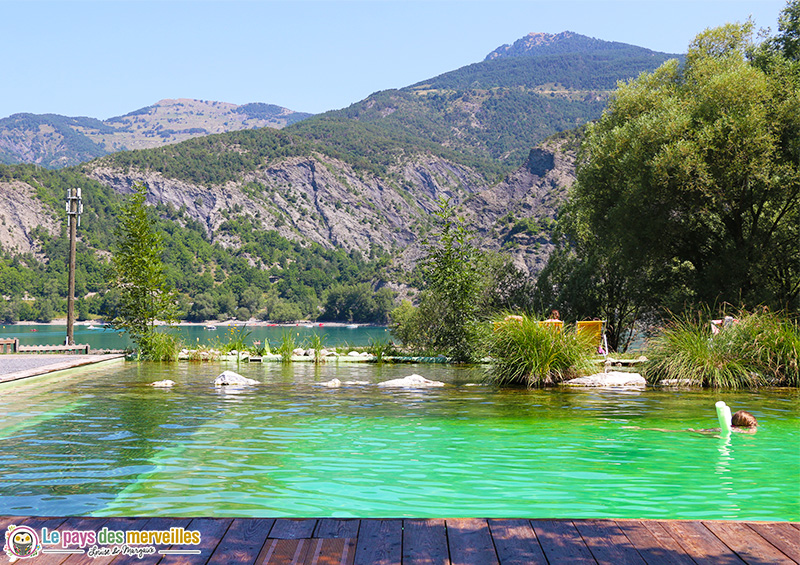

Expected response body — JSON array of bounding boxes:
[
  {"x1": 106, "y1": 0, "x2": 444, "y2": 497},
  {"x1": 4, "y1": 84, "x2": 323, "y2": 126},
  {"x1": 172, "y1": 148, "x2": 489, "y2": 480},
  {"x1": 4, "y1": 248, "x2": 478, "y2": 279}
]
[
  {"x1": 377, "y1": 374, "x2": 445, "y2": 388},
  {"x1": 323, "y1": 378, "x2": 341, "y2": 387},
  {"x1": 305, "y1": 348, "x2": 316, "y2": 357},
  {"x1": 292, "y1": 348, "x2": 307, "y2": 357},
  {"x1": 214, "y1": 370, "x2": 259, "y2": 386},
  {"x1": 150, "y1": 380, "x2": 175, "y2": 388},
  {"x1": 563, "y1": 371, "x2": 646, "y2": 388},
  {"x1": 347, "y1": 351, "x2": 362, "y2": 357}
]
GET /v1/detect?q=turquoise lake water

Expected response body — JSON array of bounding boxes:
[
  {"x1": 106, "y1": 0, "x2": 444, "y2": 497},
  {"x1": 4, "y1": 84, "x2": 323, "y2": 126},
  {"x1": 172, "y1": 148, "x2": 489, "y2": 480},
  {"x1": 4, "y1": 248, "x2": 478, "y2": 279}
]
[
  {"x1": 0, "y1": 360, "x2": 797, "y2": 520},
  {"x1": 0, "y1": 324, "x2": 393, "y2": 350}
]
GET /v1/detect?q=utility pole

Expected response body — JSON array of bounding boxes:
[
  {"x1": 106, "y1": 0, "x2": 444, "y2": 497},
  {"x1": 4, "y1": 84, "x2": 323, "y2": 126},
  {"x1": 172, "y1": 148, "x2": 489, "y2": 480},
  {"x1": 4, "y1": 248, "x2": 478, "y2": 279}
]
[{"x1": 66, "y1": 187, "x2": 83, "y2": 345}]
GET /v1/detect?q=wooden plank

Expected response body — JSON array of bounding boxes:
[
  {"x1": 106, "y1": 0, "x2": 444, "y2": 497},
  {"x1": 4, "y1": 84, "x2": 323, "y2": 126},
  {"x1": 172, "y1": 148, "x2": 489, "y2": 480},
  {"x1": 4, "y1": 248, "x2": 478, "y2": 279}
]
[
  {"x1": 402, "y1": 519, "x2": 449, "y2": 565},
  {"x1": 30, "y1": 516, "x2": 108, "y2": 565},
  {"x1": 703, "y1": 521, "x2": 796, "y2": 565},
  {"x1": 660, "y1": 520, "x2": 745, "y2": 565},
  {"x1": 615, "y1": 520, "x2": 695, "y2": 565},
  {"x1": 108, "y1": 517, "x2": 193, "y2": 565},
  {"x1": 446, "y1": 518, "x2": 497, "y2": 565},
  {"x1": 353, "y1": 519, "x2": 402, "y2": 565},
  {"x1": 747, "y1": 522, "x2": 800, "y2": 563},
  {"x1": 488, "y1": 519, "x2": 547, "y2": 565},
  {"x1": 257, "y1": 539, "x2": 311, "y2": 565},
  {"x1": 60, "y1": 517, "x2": 143, "y2": 565},
  {"x1": 531, "y1": 520, "x2": 596, "y2": 564},
  {"x1": 206, "y1": 518, "x2": 274, "y2": 565},
  {"x1": 270, "y1": 519, "x2": 318, "y2": 539},
  {"x1": 159, "y1": 517, "x2": 233, "y2": 565},
  {"x1": 313, "y1": 519, "x2": 360, "y2": 539},
  {"x1": 574, "y1": 519, "x2": 646, "y2": 565},
  {"x1": 304, "y1": 538, "x2": 356, "y2": 565}
]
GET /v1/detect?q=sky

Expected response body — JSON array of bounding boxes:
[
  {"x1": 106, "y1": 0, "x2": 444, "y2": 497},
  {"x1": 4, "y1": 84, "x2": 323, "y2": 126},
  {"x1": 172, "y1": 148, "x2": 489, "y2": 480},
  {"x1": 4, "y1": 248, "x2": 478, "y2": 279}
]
[{"x1": 0, "y1": 0, "x2": 789, "y2": 119}]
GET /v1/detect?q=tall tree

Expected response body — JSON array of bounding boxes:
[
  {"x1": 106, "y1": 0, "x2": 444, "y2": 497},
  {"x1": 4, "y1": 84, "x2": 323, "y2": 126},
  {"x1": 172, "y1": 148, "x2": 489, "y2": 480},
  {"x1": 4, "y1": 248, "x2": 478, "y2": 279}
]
[
  {"x1": 110, "y1": 182, "x2": 177, "y2": 353},
  {"x1": 539, "y1": 17, "x2": 800, "y2": 349}
]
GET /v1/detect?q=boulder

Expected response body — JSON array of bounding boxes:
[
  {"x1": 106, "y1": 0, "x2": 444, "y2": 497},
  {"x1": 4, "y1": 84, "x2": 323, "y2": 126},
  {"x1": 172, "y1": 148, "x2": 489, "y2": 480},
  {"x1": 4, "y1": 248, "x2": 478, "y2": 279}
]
[
  {"x1": 214, "y1": 370, "x2": 259, "y2": 386},
  {"x1": 150, "y1": 380, "x2": 175, "y2": 388},
  {"x1": 563, "y1": 371, "x2": 646, "y2": 388},
  {"x1": 292, "y1": 348, "x2": 307, "y2": 357},
  {"x1": 377, "y1": 374, "x2": 445, "y2": 388},
  {"x1": 323, "y1": 378, "x2": 341, "y2": 387}
]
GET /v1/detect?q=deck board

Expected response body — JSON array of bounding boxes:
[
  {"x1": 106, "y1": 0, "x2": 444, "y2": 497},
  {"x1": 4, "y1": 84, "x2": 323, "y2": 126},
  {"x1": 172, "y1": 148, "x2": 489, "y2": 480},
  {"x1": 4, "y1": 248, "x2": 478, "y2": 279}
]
[
  {"x1": 0, "y1": 516, "x2": 795, "y2": 564},
  {"x1": 402, "y1": 519, "x2": 449, "y2": 565},
  {"x1": 488, "y1": 519, "x2": 547, "y2": 565}
]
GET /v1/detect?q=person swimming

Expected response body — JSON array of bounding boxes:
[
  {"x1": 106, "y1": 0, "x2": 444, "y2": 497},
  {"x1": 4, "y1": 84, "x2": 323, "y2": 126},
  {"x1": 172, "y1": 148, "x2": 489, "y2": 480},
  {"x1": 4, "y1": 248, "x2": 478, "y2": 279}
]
[{"x1": 625, "y1": 409, "x2": 758, "y2": 435}]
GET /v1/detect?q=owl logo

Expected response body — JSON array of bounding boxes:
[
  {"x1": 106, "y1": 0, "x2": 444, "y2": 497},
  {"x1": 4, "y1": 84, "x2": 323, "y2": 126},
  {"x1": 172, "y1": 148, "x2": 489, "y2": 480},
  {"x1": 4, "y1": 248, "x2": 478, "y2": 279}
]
[{"x1": 3, "y1": 525, "x2": 41, "y2": 559}]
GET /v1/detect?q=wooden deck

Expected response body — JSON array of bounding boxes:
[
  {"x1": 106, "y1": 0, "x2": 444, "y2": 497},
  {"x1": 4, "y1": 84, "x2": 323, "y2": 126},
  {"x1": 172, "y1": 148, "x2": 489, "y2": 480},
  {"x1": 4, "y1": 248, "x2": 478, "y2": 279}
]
[{"x1": 0, "y1": 516, "x2": 797, "y2": 564}]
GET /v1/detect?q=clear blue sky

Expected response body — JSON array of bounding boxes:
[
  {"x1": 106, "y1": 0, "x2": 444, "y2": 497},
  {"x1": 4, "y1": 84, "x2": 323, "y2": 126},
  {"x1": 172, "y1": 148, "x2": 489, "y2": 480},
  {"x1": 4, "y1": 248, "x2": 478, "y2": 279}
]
[{"x1": 0, "y1": 0, "x2": 788, "y2": 119}]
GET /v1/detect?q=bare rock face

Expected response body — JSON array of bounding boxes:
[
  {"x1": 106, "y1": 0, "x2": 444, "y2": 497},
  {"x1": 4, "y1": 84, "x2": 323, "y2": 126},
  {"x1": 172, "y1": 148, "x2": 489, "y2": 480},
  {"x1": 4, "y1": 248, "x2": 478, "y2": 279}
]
[
  {"x1": 85, "y1": 152, "x2": 490, "y2": 270},
  {"x1": 0, "y1": 180, "x2": 59, "y2": 256},
  {"x1": 462, "y1": 137, "x2": 576, "y2": 276}
]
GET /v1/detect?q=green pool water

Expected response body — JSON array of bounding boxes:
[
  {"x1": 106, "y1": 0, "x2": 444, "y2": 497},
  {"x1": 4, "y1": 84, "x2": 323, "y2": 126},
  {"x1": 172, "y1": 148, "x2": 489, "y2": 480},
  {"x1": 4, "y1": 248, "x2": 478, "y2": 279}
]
[{"x1": 0, "y1": 361, "x2": 797, "y2": 520}]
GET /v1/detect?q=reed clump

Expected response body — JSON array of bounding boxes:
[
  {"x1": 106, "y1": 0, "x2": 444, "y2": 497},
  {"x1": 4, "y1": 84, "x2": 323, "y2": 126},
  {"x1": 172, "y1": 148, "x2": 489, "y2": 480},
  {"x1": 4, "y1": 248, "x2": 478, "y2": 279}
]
[
  {"x1": 484, "y1": 313, "x2": 596, "y2": 387},
  {"x1": 644, "y1": 309, "x2": 799, "y2": 388}
]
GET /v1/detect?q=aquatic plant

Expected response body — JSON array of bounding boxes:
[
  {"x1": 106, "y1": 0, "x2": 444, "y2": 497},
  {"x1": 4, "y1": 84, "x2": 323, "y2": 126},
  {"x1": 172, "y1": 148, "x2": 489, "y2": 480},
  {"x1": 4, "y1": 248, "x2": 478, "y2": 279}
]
[
  {"x1": 368, "y1": 336, "x2": 396, "y2": 364},
  {"x1": 305, "y1": 333, "x2": 326, "y2": 363},
  {"x1": 484, "y1": 313, "x2": 595, "y2": 387},
  {"x1": 139, "y1": 331, "x2": 182, "y2": 362},
  {"x1": 644, "y1": 309, "x2": 800, "y2": 388},
  {"x1": 276, "y1": 331, "x2": 297, "y2": 363}
]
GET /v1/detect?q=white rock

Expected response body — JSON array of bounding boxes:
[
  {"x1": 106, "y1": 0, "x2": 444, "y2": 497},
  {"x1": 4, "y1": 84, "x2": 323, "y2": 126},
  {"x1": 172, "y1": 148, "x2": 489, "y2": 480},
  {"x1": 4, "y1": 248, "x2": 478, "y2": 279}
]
[
  {"x1": 150, "y1": 380, "x2": 175, "y2": 388},
  {"x1": 292, "y1": 348, "x2": 307, "y2": 356},
  {"x1": 377, "y1": 374, "x2": 445, "y2": 388},
  {"x1": 347, "y1": 351, "x2": 362, "y2": 357},
  {"x1": 323, "y1": 378, "x2": 342, "y2": 387},
  {"x1": 214, "y1": 370, "x2": 259, "y2": 386},
  {"x1": 563, "y1": 371, "x2": 646, "y2": 388}
]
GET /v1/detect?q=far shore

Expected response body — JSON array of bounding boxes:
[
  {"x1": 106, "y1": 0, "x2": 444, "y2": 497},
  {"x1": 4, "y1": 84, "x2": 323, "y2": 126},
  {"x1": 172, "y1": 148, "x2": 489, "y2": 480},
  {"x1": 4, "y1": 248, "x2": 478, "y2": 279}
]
[{"x1": 9, "y1": 319, "x2": 378, "y2": 328}]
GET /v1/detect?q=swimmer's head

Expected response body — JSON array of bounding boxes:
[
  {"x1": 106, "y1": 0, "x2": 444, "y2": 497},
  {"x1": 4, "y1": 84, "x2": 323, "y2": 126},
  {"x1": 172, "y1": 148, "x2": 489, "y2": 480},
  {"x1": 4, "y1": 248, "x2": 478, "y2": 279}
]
[{"x1": 731, "y1": 410, "x2": 757, "y2": 428}]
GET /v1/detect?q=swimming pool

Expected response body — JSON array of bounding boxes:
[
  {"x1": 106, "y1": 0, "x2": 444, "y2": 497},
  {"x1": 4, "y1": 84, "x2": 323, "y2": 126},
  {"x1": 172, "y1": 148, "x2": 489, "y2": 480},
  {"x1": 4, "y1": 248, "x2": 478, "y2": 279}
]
[{"x1": 0, "y1": 361, "x2": 797, "y2": 520}]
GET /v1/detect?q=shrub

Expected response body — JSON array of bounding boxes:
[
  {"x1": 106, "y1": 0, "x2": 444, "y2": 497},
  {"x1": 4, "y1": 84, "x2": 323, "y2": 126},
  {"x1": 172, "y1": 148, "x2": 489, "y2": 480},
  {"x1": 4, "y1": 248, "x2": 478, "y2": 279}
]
[
  {"x1": 484, "y1": 313, "x2": 596, "y2": 387},
  {"x1": 644, "y1": 309, "x2": 800, "y2": 388}
]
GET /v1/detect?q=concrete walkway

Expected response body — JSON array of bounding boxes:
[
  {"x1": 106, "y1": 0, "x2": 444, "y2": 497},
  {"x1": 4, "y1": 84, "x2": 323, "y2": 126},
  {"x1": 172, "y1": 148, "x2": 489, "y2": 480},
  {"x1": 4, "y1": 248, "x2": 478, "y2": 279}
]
[{"x1": 0, "y1": 354, "x2": 125, "y2": 384}]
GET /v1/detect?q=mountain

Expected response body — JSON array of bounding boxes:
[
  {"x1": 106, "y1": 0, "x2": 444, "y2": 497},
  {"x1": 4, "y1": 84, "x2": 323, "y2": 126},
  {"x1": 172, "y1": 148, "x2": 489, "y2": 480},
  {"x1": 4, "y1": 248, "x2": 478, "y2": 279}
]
[
  {"x1": 0, "y1": 31, "x2": 679, "y2": 322},
  {"x1": 295, "y1": 31, "x2": 680, "y2": 170},
  {"x1": 0, "y1": 99, "x2": 313, "y2": 169}
]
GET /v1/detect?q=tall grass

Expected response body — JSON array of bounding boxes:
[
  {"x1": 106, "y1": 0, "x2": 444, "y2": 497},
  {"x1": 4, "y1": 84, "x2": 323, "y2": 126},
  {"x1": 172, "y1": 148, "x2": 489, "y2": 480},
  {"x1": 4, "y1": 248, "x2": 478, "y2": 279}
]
[
  {"x1": 305, "y1": 333, "x2": 326, "y2": 364},
  {"x1": 644, "y1": 309, "x2": 800, "y2": 388},
  {"x1": 140, "y1": 331, "x2": 182, "y2": 362},
  {"x1": 276, "y1": 331, "x2": 297, "y2": 363},
  {"x1": 484, "y1": 313, "x2": 596, "y2": 387}
]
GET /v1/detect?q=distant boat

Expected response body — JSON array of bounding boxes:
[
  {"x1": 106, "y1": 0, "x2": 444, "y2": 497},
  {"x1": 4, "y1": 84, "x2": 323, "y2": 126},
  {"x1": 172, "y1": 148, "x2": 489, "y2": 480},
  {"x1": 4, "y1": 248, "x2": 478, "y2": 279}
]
[
  {"x1": 304, "y1": 324, "x2": 314, "y2": 328},
  {"x1": 205, "y1": 325, "x2": 217, "y2": 331},
  {"x1": 29, "y1": 329, "x2": 38, "y2": 332},
  {"x1": 87, "y1": 324, "x2": 108, "y2": 330},
  {"x1": 346, "y1": 324, "x2": 358, "y2": 329}
]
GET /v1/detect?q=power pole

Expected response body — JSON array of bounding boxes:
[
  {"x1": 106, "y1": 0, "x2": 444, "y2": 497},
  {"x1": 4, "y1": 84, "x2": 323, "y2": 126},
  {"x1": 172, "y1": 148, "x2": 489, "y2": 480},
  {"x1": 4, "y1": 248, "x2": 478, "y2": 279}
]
[{"x1": 66, "y1": 187, "x2": 83, "y2": 345}]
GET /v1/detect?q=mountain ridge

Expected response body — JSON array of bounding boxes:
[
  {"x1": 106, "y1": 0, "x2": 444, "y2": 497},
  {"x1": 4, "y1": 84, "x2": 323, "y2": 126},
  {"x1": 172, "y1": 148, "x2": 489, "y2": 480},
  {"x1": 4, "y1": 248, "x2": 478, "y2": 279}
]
[{"x1": 0, "y1": 99, "x2": 313, "y2": 168}]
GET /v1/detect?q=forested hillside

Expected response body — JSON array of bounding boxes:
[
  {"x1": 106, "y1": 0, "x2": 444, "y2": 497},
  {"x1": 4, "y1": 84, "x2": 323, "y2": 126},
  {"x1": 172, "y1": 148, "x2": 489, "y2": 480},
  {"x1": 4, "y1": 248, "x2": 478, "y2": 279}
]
[{"x1": 0, "y1": 31, "x2": 682, "y2": 324}]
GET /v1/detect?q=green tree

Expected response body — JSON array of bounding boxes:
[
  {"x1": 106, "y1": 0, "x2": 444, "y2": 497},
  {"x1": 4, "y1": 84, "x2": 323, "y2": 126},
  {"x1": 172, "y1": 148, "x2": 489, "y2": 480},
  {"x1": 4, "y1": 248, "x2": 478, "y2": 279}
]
[
  {"x1": 416, "y1": 198, "x2": 485, "y2": 362},
  {"x1": 544, "y1": 19, "x2": 800, "y2": 348},
  {"x1": 110, "y1": 182, "x2": 178, "y2": 354}
]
